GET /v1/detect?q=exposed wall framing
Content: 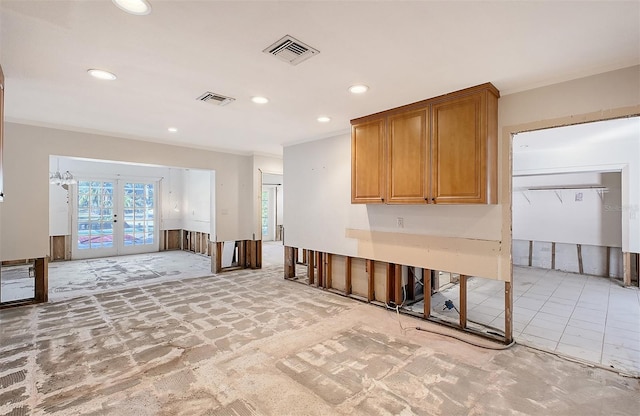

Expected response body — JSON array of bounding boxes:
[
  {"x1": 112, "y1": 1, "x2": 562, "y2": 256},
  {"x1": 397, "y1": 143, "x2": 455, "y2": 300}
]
[
  {"x1": 182, "y1": 230, "x2": 211, "y2": 255},
  {"x1": 283, "y1": 246, "x2": 513, "y2": 344},
  {"x1": 211, "y1": 239, "x2": 262, "y2": 274},
  {"x1": 162, "y1": 230, "x2": 182, "y2": 250},
  {"x1": 514, "y1": 239, "x2": 631, "y2": 280},
  {"x1": 0, "y1": 256, "x2": 48, "y2": 309}
]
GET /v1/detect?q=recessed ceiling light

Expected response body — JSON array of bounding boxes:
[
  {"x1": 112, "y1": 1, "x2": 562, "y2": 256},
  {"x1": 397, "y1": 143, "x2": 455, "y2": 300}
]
[
  {"x1": 349, "y1": 84, "x2": 369, "y2": 94},
  {"x1": 87, "y1": 69, "x2": 117, "y2": 80},
  {"x1": 168, "y1": 127, "x2": 178, "y2": 133},
  {"x1": 317, "y1": 116, "x2": 331, "y2": 123},
  {"x1": 251, "y1": 96, "x2": 269, "y2": 104},
  {"x1": 112, "y1": 0, "x2": 151, "y2": 15},
  {"x1": 520, "y1": 144, "x2": 529, "y2": 148}
]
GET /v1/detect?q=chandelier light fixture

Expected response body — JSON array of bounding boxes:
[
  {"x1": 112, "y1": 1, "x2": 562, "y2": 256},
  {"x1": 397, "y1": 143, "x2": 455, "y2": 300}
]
[{"x1": 49, "y1": 158, "x2": 76, "y2": 186}]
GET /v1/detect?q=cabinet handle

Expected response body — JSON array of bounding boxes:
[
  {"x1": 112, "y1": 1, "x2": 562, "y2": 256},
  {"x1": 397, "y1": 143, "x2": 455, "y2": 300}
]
[{"x1": 431, "y1": 198, "x2": 436, "y2": 203}]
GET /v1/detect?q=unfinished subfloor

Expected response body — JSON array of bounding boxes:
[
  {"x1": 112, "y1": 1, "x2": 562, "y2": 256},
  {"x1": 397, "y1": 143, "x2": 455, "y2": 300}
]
[
  {"x1": 1, "y1": 243, "x2": 285, "y2": 304},
  {"x1": 1, "y1": 265, "x2": 639, "y2": 415}
]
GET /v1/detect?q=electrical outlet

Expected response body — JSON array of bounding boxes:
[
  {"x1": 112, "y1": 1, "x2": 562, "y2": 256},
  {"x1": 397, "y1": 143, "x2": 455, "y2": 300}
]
[{"x1": 397, "y1": 217, "x2": 404, "y2": 228}]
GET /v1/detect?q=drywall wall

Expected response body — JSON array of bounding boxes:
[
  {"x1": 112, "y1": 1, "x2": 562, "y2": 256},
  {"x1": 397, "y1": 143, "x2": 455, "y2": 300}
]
[
  {"x1": 513, "y1": 172, "x2": 623, "y2": 247},
  {"x1": 0, "y1": 123, "x2": 254, "y2": 261},
  {"x1": 182, "y1": 169, "x2": 213, "y2": 234},
  {"x1": 284, "y1": 65, "x2": 640, "y2": 281},
  {"x1": 162, "y1": 167, "x2": 185, "y2": 231}
]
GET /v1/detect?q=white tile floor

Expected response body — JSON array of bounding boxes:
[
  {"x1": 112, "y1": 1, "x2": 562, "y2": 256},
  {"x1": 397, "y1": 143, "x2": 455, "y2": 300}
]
[{"x1": 416, "y1": 266, "x2": 640, "y2": 376}]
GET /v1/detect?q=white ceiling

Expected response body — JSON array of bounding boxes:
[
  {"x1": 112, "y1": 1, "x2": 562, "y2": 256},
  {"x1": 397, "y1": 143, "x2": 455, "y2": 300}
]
[{"x1": 1, "y1": 1, "x2": 638, "y2": 156}]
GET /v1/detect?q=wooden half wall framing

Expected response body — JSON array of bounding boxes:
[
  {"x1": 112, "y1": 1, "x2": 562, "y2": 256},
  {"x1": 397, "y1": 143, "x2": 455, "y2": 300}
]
[
  {"x1": 284, "y1": 246, "x2": 514, "y2": 344},
  {"x1": 211, "y1": 239, "x2": 262, "y2": 274},
  {"x1": 0, "y1": 256, "x2": 49, "y2": 309}
]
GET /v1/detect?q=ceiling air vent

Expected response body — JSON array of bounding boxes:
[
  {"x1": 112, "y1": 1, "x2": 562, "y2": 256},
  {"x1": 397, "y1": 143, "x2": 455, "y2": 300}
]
[
  {"x1": 263, "y1": 35, "x2": 319, "y2": 66},
  {"x1": 196, "y1": 92, "x2": 235, "y2": 106}
]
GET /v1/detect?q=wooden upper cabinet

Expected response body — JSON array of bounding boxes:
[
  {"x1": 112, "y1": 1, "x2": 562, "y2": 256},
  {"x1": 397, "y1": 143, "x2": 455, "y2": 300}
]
[
  {"x1": 386, "y1": 108, "x2": 428, "y2": 204},
  {"x1": 351, "y1": 118, "x2": 385, "y2": 203},
  {"x1": 431, "y1": 89, "x2": 498, "y2": 204},
  {"x1": 351, "y1": 83, "x2": 498, "y2": 205}
]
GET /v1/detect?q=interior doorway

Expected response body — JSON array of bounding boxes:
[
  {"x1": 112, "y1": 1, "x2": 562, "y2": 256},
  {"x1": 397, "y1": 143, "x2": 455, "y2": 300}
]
[
  {"x1": 510, "y1": 116, "x2": 640, "y2": 374},
  {"x1": 261, "y1": 173, "x2": 283, "y2": 242}
]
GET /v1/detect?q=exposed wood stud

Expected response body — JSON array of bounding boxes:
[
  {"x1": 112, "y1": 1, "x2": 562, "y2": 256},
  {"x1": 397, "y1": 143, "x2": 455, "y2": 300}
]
[
  {"x1": 551, "y1": 242, "x2": 556, "y2": 270},
  {"x1": 366, "y1": 259, "x2": 375, "y2": 301},
  {"x1": 293, "y1": 248, "x2": 298, "y2": 265},
  {"x1": 284, "y1": 246, "x2": 295, "y2": 278},
  {"x1": 623, "y1": 252, "x2": 631, "y2": 287},
  {"x1": 577, "y1": 244, "x2": 583, "y2": 274},
  {"x1": 308, "y1": 250, "x2": 315, "y2": 285},
  {"x1": 316, "y1": 251, "x2": 323, "y2": 288},
  {"x1": 255, "y1": 240, "x2": 262, "y2": 269},
  {"x1": 528, "y1": 240, "x2": 533, "y2": 267},
  {"x1": 34, "y1": 257, "x2": 48, "y2": 303},
  {"x1": 394, "y1": 264, "x2": 403, "y2": 305},
  {"x1": 505, "y1": 280, "x2": 513, "y2": 344},
  {"x1": 326, "y1": 253, "x2": 332, "y2": 289},
  {"x1": 386, "y1": 263, "x2": 394, "y2": 304},
  {"x1": 211, "y1": 242, "x2": 222, "y2": 274},
  {"x1": 345, "y1": 256, "x2": 352, "y2": 295},
  {"x1": 459, "y1": 274, "x2": 467, "y2": 329},
  {"x1": 423, "y1": 268, "x2": 431, "y2": 319},
  {"x1": 302, "y1": 249, "x2": 307, "y2": 265}
]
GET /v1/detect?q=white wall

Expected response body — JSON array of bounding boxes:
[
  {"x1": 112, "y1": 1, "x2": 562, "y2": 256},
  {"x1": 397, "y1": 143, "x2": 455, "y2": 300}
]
[
  {"x1": 0, "y1": 123, "x2": 254, "y2": 261},
  {"x1": 513, "y1": 172, "x2": 623, "y2": 247},
  {"x1": 284, "y1": 65, "x2": 640, "y2": 281},
  {"x1": 182, "y1": 169, "x2": 213, "y2": 234},
  {"x1": 162, "y1": 167, "x2": 185, "y2": 231}
]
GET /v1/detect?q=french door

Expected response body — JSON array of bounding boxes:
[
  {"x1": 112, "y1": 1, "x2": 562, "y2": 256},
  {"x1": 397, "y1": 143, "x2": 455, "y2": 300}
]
[{"x1": 72, "y1": 179, "x2": 158, "y2": 259}]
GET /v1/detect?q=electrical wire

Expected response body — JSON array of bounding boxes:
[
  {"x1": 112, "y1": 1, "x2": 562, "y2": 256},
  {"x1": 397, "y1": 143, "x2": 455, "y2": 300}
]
[{"x1": 385, "y1": 296, "x2": 515, "y2": 350}]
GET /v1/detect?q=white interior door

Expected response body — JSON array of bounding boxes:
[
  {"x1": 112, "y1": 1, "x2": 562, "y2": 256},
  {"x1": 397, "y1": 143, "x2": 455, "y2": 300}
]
[{"x1": 73, "y1": 179, "x2": 158, "y2": 259}]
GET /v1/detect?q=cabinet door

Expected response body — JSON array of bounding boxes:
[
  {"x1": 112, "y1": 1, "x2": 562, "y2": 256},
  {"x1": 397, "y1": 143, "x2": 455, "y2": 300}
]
[
  {"x1": 387, "y1": 109, "x2": 428, "y2": 204},
  {"x1": 431, "y1": 94, "x2": 487, "y2": 204},
  {"x1": 351, "y1": 119, "x2": 385, "y2": 203}
]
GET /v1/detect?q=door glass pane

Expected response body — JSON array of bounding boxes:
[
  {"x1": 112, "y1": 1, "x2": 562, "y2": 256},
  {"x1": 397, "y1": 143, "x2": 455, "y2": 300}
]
[
  {"x1": 262, "y1": 190, "x2": 269, "y2": 236},
  {"x1": 123, "y1": 182, "x2": 154, "y2": 246},
  {"x1": 77, "y1": 181, "x2": 114, "y2": 250}
]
